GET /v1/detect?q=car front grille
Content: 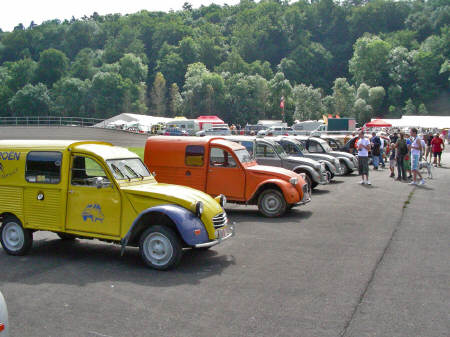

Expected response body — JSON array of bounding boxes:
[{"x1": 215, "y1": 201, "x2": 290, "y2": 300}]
[{"x1": 212, "y1": 213, "x2": 228, "y2": 229}]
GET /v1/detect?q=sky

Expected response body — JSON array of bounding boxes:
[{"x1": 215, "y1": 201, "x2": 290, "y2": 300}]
[{"x1": 0, "y1": 0, "x2": 242, "y2": 32}]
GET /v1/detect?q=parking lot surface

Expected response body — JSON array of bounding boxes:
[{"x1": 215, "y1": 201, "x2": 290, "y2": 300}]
[{"x1": 0, "y1": 129, "x2": 448, "y2": 337}]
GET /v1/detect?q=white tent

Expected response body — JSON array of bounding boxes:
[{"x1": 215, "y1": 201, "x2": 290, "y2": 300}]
[
  {"x1": 371, "y1": 116, "x2": 450, "y2": 129},
  {"x1": 95, "y1": 113, "x2": 173, "y2": 130}
]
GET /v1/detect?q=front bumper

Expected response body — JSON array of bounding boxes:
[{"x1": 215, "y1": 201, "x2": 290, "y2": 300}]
[{"x1": 194, "y1": 223, "x2": 235, "y2": 248}]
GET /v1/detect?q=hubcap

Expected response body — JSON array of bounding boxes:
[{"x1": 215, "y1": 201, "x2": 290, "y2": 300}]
[
  {"x1": 263, "y1": 194, "x2": 282, "y2": 214},
  {"x1": 2, "y1": 222, "x2": 24, "y2": 252},
  {"x1": 143, "y1": 232, "x2": 173, "y2": 266}
]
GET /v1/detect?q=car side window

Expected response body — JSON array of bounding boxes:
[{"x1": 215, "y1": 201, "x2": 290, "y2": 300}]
[
  {"x1": 185, "y1": 145, "x2": 205, "y2": 166},
  {"x1": 241, "y1": 141, "x2": 254, "y2": 157},
  {"x1": 71, "y1": 156, "x2": 109, "y2": 186},
  {"x1": 309, "y1": 142, "x2": 322, "y2": 153},
  {"x1": 256, "y1": 144, "x2": 276, "y2": 158},
  {"x1": 25, "y1": 151, "x2": 62, "y2": 184},
  {"x1": 281, "y1": 141, "x2": 296, "y2": 154},
  {"x1": 209, "y1": 147, "x2": 237, "y2": 168}
]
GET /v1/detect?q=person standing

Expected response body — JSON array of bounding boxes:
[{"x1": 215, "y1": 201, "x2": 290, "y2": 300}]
[
  {"x1": 389, "y1": 142, "x2": 396, "y2": 178},
  {"x1": 425, "y1": 132, "x2": 433, "y2": 162},
  {"x1": 357, "y1": 131, "x2": 371, "y2": 185},
  {"x1": 371, "y1": 132, "x2": 381, "y2": 170},
  {"x1": 395, "y1": 132, "x2": 408, "y2": 181},
  {"x1": 379, "y1": 134, "x2": 386, "y2": 168},
  {"x1": 431, "y1": 133, "x2": 444, "y2": 167},
  {"x1": 409, "y1": 128, "x2": 425, "y2": 185}
]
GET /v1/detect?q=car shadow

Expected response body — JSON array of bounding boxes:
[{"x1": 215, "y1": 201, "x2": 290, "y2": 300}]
[
  {"x1": 329, "y1": 179, "x2": 345, "y2": 184},
  {"x1": 0, "y1": 237, "x2": 236, "y2": 287},
  {"x1": 226, "y1": 208, "x2": 313, "y2": 223},
  {"x1": 312, "y1": 189, "x2": 330, "y2": 195}
]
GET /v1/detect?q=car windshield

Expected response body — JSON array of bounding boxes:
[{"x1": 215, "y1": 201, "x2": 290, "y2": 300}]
[
  {"x1": 319, "y1": 140, "x2": 333, "y2": 152},
  {"x1": 272, "y1": 142, "x2": 288, "y2": 158},
  {"x1": 291, "y1": 140, "x2": 306, "y2": 153},
  {"x1": 234, "y1": 149, "x2": 253, "y2": 163},
  {"x1": 106, "y1": 158, "x2": 151, "y2": 180}
]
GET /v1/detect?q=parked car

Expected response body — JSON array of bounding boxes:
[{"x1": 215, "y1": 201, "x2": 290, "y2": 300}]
[
  {"x1": 320, "y1": 135, "x2": 349, "y2": 151},
  {"x1": 257, "y1": 126, "x2": 296, "y2": 137},
  {"x1": 196, "y1": 125, "x2": 231, "y2": 136},
  {"x1": 0, "y1": 140, "x2": 233, "y2": 270},
  {"x1": 0, "y1": 291, "x2": 7, "y2": 337},
  {"x1": 272, "y1": 136, "x2": 343, "y2": 178},
  {"x1": 244, "y1": 124, "x2": 268, "y2": 135},
  {"x1": 293, "y1": 136, "x2": 358, "y2": 175},
  {"x1": 224, "y1": 136, "x2": 329, "y2": 190},
  {"x1": 163, "y1": 127, "x2": 189, "y2": 136},
  {"x1": 145, "y1": 136, "x2": 310, "y2": 217}
]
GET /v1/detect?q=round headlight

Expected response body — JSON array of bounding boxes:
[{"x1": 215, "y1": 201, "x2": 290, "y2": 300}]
[
  {"x1": 289, "y1": 177, "x2": 298, "y2": 186},
  {"x1": 219, "y1": 194, "x2": 227, "y2": 207},
  {"x1": 195, "y1": 201, "x2": 204, "y2": 217}
]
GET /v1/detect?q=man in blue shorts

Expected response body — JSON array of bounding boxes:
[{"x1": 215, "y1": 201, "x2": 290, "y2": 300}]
[{"x1": 409, "y1": 128, "x2": 425, "y2": 185}]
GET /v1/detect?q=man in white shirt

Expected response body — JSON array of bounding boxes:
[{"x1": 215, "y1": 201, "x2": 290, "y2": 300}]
[
  {"x1": 409, "y1": 128, "x2": 425, "y2": 185},
  {"x1": 378, "y1": 134, "x2": 385, "y2": 168},
  {"x1": 357, "y1": 130, "x2": 371, "y2": 185}
]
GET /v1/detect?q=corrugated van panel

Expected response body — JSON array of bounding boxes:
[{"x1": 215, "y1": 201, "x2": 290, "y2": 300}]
[
  {"x1": 24, "y1": 188, "x2": 62, "y2": 229},
  {"x1": 0, "y1": 186, "x2": 24, "y2": 218}
]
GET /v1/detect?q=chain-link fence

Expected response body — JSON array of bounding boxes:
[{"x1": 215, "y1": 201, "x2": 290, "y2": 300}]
[{"x1": 0, "y1": 116, "x2": 105, "y2": 127}]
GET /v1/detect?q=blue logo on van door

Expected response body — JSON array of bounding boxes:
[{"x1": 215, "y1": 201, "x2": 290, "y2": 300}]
[{"x1": 82, "y1": 204, "x2": 104, "y2": 222}]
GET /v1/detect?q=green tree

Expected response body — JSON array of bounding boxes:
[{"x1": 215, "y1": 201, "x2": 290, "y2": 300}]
[
  {"x1": 150, "y1": 72, "x2": 167, "y2": 116},
  {"x1": 331, "y1": 78, "x2": 355, "y2": 116},
  {"x1": 70, "y1": 48, "x2": 97, "y2": 80},
  {"x1": 52, "y1": 77, "x2": 91, "y2": 116},
  {"x1": 349, "y1": 36, "x2": 392, "y2": 87},
  {"x1": 353, "y1": 98, "x2": 372, "y2": 124},
  {"x1": 268, "y1": 72, "x2": 292, "y2": 120},
  {"x1": 119, "y1": 53, "x2": 148, "y2": 83},
  {"x1": 35, "y1": 48, "x2": 69, "y2": 87},
  {"x1": 3, "y1": 58, "x2": 37, "y2": 92},
  {"x1": 90, "y1": 72, "x2": 127, "y2": 118},
  {"x1": 9, "y1": 83, "x2": 53, "y2": 115},
  {"x1": 156, "y1": 52, "x2": 184, "y2": 88},
  {"x1": 292, "y1": 84, "x2": 324, "y2": 121},
  {"x1": 368, "y1": 86, "x2": 386, "y2": 116},
  {"x1": 169, "y1": 83, "x2": 183, "y2": 117}
]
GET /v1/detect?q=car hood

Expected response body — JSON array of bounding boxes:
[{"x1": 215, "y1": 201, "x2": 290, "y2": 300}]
[
  {"x1": 303, "y1": 153, "x2": 337, "y2": 162},
  {"x1": 285, "y1": 156, "x2": 320, "y2": 167},
  {"x1": 246, "y1": 164, "x2": 298, "y2": 180},
  {"x1": 122, "y1": 182, "x2": 223, "y2": 215},
  {"x1": 331, "y1": 151, "x2": 355, "y2": 159}
]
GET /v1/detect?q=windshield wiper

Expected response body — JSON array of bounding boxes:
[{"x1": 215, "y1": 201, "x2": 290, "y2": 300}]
[{"x1": 124, "y1": 164, "x2": 143, "y2": 180}]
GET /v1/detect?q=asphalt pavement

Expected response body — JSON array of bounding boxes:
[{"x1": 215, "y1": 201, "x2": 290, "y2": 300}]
[{"x1": 0, "y1": 128, "x2": 448, "y2": 337}]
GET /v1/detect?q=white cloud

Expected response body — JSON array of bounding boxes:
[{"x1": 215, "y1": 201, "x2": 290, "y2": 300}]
[{"x1": 0, "y1": 0, "x2": 241, "y2": 32}]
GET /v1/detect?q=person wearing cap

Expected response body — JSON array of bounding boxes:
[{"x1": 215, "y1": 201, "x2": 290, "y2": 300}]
[{"x1": 357, "y1": 130, "x2": 371, "y2": 185}]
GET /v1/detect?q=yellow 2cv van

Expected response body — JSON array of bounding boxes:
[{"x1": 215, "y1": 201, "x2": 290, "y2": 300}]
[{"x1": 0, "y1": 140, "x2": 234, "y2": 270}]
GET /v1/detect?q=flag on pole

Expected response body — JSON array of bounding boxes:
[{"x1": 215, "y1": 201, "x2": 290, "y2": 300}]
[{"x1": 280, "y1": 96, "x2": 285, "y2": 110}]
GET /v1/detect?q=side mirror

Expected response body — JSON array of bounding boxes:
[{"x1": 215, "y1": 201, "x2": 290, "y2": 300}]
[{"x1": 95, "y1": 177, "x2": 111, "y2": 189}]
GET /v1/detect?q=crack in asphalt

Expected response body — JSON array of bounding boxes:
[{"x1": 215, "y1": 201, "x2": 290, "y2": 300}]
[{"x1": 338, "y1": 188, "x2": 416, "y2": 337}]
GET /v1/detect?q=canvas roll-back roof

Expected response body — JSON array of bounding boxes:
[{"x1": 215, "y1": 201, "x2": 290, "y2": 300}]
[{"x1": 0, "y1": 140, "x2": 138, "y2": 160}]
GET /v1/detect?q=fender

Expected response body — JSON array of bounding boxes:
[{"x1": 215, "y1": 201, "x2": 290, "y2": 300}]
[
  {"x1": 121, "y1": 204, "x2": 209, "y2": 255},
  {"x1": 291, "y1": 165, "x2": 320, "y2": 182},
  {"x1": 339, "y1": 157, "x2": 355, "y2": 169},
  {"x1": 249, "y1": 178, "x2": 300, "y2": 205}
]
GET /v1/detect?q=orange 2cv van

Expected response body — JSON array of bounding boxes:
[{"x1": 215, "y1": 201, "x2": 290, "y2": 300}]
[{"x1": 144, "y1": 136, "x2": 311, "y2": 217}]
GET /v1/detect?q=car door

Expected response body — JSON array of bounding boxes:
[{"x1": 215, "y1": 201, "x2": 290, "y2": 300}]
[
  {"x1": 65, "y1": 155, "x2": 121, "y2": 237},
  {"x1": 255, "y1": 142, "x2": 281, "y2": 167},
  {"x1": 206, "y1": 147, "x2": 245, "y2": 200}
]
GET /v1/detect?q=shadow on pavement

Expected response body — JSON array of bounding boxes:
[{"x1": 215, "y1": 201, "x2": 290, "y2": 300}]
[
  {"x1": 0, "y1": 238, "x2": 236, "y2": 287},
  {"x1": 312, "y1": 189, "x2": 330, "y2": 195}
]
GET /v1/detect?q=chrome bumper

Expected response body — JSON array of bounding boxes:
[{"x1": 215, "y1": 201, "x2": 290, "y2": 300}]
[{"x1": 194, "y1": 223, "x2": 235, "y2": 248}]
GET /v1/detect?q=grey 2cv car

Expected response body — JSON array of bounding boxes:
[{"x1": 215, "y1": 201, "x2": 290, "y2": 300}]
[
  {"x1": 272, "y1": 136, "x2": 343, "y2": 178},
  {"x1": 224, "y1": 136, "x2": 329, "y2": 190},
  {"x1": 293, "y1": 136, "x2": 358, "y2": 175}
]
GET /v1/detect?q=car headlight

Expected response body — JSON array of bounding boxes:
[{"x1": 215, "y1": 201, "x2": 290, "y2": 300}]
[
  {"x1": 195, "y1": 201, "x2": 204, "y2": 217},
  {"x1": 289, "y1": 177, "x2": 298, "y2": 186}
]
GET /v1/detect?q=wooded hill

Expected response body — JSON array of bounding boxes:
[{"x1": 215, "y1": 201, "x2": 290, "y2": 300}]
[{"x1": 0, "y1": 0, "x2": 448, "y2": 125}]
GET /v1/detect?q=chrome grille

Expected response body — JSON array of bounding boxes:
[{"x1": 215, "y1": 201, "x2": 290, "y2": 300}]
[{"x1": 212, "y1": 213, "x2": 228, "y2": 229}]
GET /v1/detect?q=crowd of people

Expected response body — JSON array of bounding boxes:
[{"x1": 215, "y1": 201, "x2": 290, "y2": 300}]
[{"x1": 356, "y1": 128, "x2": 446, "y2": 186}]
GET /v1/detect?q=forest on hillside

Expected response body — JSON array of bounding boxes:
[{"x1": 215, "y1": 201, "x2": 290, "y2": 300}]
[{"x1": 0, "y1": 0, "x2": 448, "y2": 125}]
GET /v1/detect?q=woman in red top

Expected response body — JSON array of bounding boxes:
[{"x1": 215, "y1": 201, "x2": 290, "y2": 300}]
[{"x1": 431, "y1": 133, "x2": 444, "y2": 167}]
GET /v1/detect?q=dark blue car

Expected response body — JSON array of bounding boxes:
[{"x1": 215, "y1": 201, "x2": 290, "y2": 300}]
[{"x1": 163, "y1": 127, "x2": 189, "y2": 136}]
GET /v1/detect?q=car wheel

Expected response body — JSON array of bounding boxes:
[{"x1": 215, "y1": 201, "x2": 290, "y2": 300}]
[
  {"x1": 57, "y1": 233, "x2": 77, "y2": 240},
  {"x1": 0, "y1": 216, "x2": 33, "y2": 256},
  {"x1": 258, "y1": 189, "x2": 287, "y2": 217},
  {"x1": 139, "y1": 225, "x2": 183, "y2": 270},
  {"x1": 326, "y1": 168, "x2": 334, "y2": 180}
]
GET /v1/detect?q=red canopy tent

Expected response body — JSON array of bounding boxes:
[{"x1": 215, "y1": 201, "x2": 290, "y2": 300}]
[{"x1": 365, "y1": 119, "x2": 392, "y2": 128}]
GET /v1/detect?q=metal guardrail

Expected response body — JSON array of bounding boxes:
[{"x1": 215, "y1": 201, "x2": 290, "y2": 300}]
[{"x1": 0, "y1": 116, "x2": 105, "y2": 127}]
